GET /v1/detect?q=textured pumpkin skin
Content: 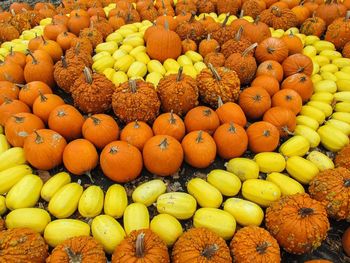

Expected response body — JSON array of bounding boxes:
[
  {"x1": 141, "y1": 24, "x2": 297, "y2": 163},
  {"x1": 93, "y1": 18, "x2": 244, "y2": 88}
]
[
  {"x1": 335, "y1": 144, "x2": 350, "y2": 169},
  {"x1": 47, "y1": 236, "x2": 106, "y2": 263},
  {"x1": 265, "y1": 193, "x2": 330, "y2": 254},
  {"x1": 260, "y1": 6, "x2": 299, "y2": 30},
  {"x1": 300, "y1": 16, "x2": 326, "y2": 37},
  {"x1": 0, "y1": 228, "x2": 48, "y2": 262},
  {"x1": 325, "y1": 13, "x2": 350, "y2": 50},
  {"x1": 309, "y1": 167, "x2": 350, "y2": 221},
  {"x1": 172, "y1": 227, "x2": 232, "y2": 263},
  {"x1": 230, "y1": 226, "x2": 281, "y2": 263},
  {"x1": 79, "y1": 28, "x2": 103, "y2": 48},
  {"x1": 112, "y1": 229, "x2": 170, "y2": 263}
]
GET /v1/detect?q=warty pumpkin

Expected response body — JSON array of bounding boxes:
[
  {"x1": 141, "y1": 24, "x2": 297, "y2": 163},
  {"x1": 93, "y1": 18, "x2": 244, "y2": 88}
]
[
  {"x1": 325, "y1": 11, "x2": 350, "y2": 50},
  {"x1": 0, "y1": 81, "x2": 19, "y2": 104},
  {"x1": 0, "y1": 228, "x2": 48, "y2": 262},
  {"x1": 17, "y1": 81, "x2": 52, "y2": 107},
  {"x1": 246, "y1": 121, "x2": 280, "y2": 153},
  {"x1": 70, "y1": 37, "x2": 93, "y2": 55},
  {"x1": 47, "y1": 236, "x2": 106, "y2": 263},
  {"x1": 309, "y1": 167, "x2": 350, "y2": 221},
  {"x1": 343, "y1": 41, "x2": 350, "y2": 58},
  {"x1": 100, "y1": 140, "x2": 143, "y2": 183},
  {"x1": 199, "y1": 34, "x2": 220, "y2": 58},
  {"x1": 256, "y1": 60, "x2": 284, "y2": 82},
  {"x1": 217, "y1": 0, "x2": 241, "y2": 15},
  {"x1": 211, "y1": 14, "x2": 236, "y2": 45},
  {"x1": 221, "y1": 26, "x2": 252, "y2": 58},
  {"x1": 281, "y1": 73, "x2": 313, "y2": 102},
  {"x1": 175, "y1": 1, "x2": 197, "y2": 16},
  {"x1": 300, "y1": 15, "x2": 326, "y2": 37},
  {"x1": 140, "y1": 6, "x2": 159, "y2": 22},
  {"x1": 112, "y1": 229, "x2": 170, "y2": 263},
  {"x1": 196, "y1": 64, "x2": 241, "y2": 107},
  {"x1": 255, "y1": 37, "x2": 289, "y2": 63},
  {"x1": 281, "y1": 31, "x2": 304, "y2": 55},
  {"x1": 65, "y1": 42, "x2": 93, "y2": 67},
  {"x1": 172, "y1": 227, "x2": 232, "y2": 263},
  {"x1": 282, "y1": 53, "x2": 313, "y2": 77},
  {"x1": 181, "y1": 37, "x2": 197, "y2": 53},
  {"x1": 203, "y1": 49, "x2": 226, "y2": 67},
  {"x1": 260, "y1": 6, "x2": 299, "y2": 30},
  {"x1": 38, "y1": 37, "x2": 63, "y2": 63},
  {"x1": 197, "y1": 0, "x2": 216, "y2": 13},
  {"x1": 239, "y1": 86, "x2": 271, "y2": 120},
  {"x1": 315, "y1": 0, "x2": 346, "y2": 26},
  {"x1": 24, "y1": 52, "x2": 55, "y2": 87},
  {"x1": 152, "y1": 111, "x2": 186, "y2": 141},
  {"x1": 112, "y1": 79, "x2": 160, "y2": 123},
  {"x1": 184, "y1": 106, "x2": 220, "y2": 134},
  {"x1": 32, "y1": 93, "x2": 65, "y2": 123},
  {"x1": 335, "y1": 143, "x2": 350, "y2": 169},
  {"x1": 157, "y1": 67, "x2": 199, "y2": 116},
  {"x1": 272, "y1": 88, "x2": 302, "y2": 114},
  {"x1": 120, "y1": 120, "x2": 154, "y2": 151},
  {"x1": 230, "y1": 226, "x2": 281, "y2": 263},
  {"x1": 82, "y1": 114, "x2": 120, "y2": 149},
  {"x1": 0, "y1": 23, "x2": 19, "y2": 43},
  {"x1": 0, "y1": 98, "x2": 31, "y2": 126},
  {"x1": 23, "y1": 129, "x2": 67, "y2": 170}
]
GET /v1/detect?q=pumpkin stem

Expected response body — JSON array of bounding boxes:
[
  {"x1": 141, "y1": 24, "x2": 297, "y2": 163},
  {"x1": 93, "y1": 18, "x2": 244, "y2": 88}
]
[
  {"x1": 38, "y1": 91, "x2": 47, "y2": 102},
  {"x1": 242, "y1": 43, "x2": 258, "y2": 57},
  {"x1": 239, "y1": 9, "x2": 244, "y2": 18},
  {"x1": 109, "y1": 146, "x2": 119, "y2": 154},
  {"x1": 90, "y1": 116, "x2": 101, "y2": 125},
  {"x1": 176, "y1": 67, "x2": 183, "y2": 82},
  {"x1": 3, "y1": 97, "x2": 13, "y2": 104},
  {"x1": 344, "y1": 179, "x2": 350, "y2": 187},
  {"x1": 195, "y1": 130, "x2": 204, "y2": 143},
  {"x1": 256, "y1": 242, "x2": 270, "y2": 254},
  {"x1": 34, "y1": 131, "x2": 44, "y2": 144},
  {"x1": 217, "y1": 96, "x2": 224, "y2": 108},
  {"x1": 13, "y1": 115, "x2": 25, "y2": 123},
  {"x1": 299, "y1": 207, "x2": 314, "y2": 218},
  {"x1": 169, "y1": 110, "x2": 176, "y2": 124},
  {"x1": 189, "y1": 12, "x2": 196, "y2": 23},
  {"x1": 83, "y1": 67, "x2": 93, "y2": 84},
  {"x1": 228, "y1": 123, "x2": 236, "y2": 133},
  {"x1": 222, "y1": 13, "x2": 230, "y2": 27},
  {"x1": 208, "y1": 63, "x2": 221, "y2": 81},
  {"x1": 135, "y1": 232, "x2": 146, "y2": 258},
  {"x1": 9, "y1": 46, "x2": 13, "y2": 56},
  {"x1": 203, "y1": 109, "x2": 212, "y2": 116},
  {"x1": 74, "y1": 42, "x2": 81, "y2": 55},
  {"x1": 129, "y1": 79, "x2": 137, "y2": 93},
  {"x1": 234, "y1": 26, "x2": 243, "y2": 41},
  {"x1": 134, "y1": 120, "x2": 140, "y2": 129},
  {"x1": 15, "y1": 84, "x2": 25, "y2": 89},
  {"x1": 85, "y1": 171, "x2": 94, "y2": 184},
  {"x1": 271, "y1": 6, "x2": 282, "y2": 17},
  {"x1": 64, "y1": 247, "x2": 82, "y2": 263},
  {"x1": 201, "y1": 244, "x2": 219, "y2": 259},
  {"x1": 28, "y1": 52, "x2": 38, "y2": 64},
  {"x1": 346, "y1": 11, "x2": 350, "y2": 21},
  {"x1": 254, "y1": 16, "x2": 261, "y2": 25},
  {"x1": 159, "y1": 138, "x2": 169, "y2": 150},
  {"x1": 41, "y1": 36, "x2": 47, "y2": 45},
  {"x1": 61, "y1": 56, "x2": 68, "y2": 68},
  {"x1": 262, "y1": 129, "x2": 270, "y2": 137}
]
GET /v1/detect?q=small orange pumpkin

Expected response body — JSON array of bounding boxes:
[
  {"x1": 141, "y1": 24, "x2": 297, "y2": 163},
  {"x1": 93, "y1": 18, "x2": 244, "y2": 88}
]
[
  {"x1": 255, "y1": 37, "x2": 289, "y2": 63},
  {"x1": 184, "y1": 106, "x2": 220, "y2": 134},
  {"x1": 0, "y1": 81, "x2": 19, "y2": 104},
  {"x1": 251, "y1": 75, "x2": 280, "y2": 96},
  {"x1": 239, "y1": 86, "x2": 272, "y2": 120},
  {"x1": 216, "y1": 98, "x2": 247, "y2": 127},
  {"x1": 256, "y1": 60, "x2": 284, "y2": 82},
  {"x1": 152, "y1": 111, "x2": 186, "y2": 141},
  {"x1": 0, "y1": 98, "x2": 31, "y2": 126},
  {"x1": 281, "y1": 73, "x2": 313, "y2": 102},
  {"x1": 18, "y1": 81, "x2": 52, "y2": 107},
  {"x1": 282, "y1": 53, "x2": 313, "y2": 77},
  {"x1": 246, "y1": 121, "x2": 280, "y2": 153},
  {"x1": 271, "y1": 88, "x2": 302, "y2": 114},
  {"x1": 120, "y1": 120, "x2": 153, "y2": 151},
  {"x1": 32, "y1": 93, "x2": 65, "y2": 123},
  {"x1": 263, "y1": 106, "x2": 296, "y2": 137}
]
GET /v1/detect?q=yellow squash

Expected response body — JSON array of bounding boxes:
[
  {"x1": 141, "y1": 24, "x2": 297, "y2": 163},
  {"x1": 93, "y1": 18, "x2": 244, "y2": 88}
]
[
  {"x1": 333, "y1": 57, "x2": 350, "y2": 68},
  {"x1": 156, "y1": 192, "x2": 197, "y2": 220},
  {"x1": 132, "y1": 179, "x2": 166, "y2": 206},
  {"x1": 225, "y1": 158, "x2": 259, "y2": 181},
  {"x1": 163, "y1": 58, "x2": 180, "y2": 71},
  {"x1": 104, "y1": 184, "x2": 128, "y2": 218},
  {"x1": 300, "y1": 106, "x2": 326, "y2": 124},
  {"x1": 279, "y1": 135, "x2": 310, "y2": 157},
  {"x1": 0, "y1": 125, "x2": 3, "y2": 134},
  {"x1": 331, "y1": 112, "x2": 350, "y2": 124},
  {"x1": 91, "y1": 215, "x2": 126, "y2": 254},
  {"x1": 6, "y1": 174, "x2": 43, "y2": 210},
  {"x1": 296, "y1": 115, "x2": 319, "y2": 130},
  {"x1": 306, "y1": 101, "x2": 333, "y2": 117},
  {"x1": 0, "y1": 147, "x2": 26, "y2": 172},
  {"x1": 150, "y1": 214, "x2": 183, "y2": 246},
  {"x1": 313, "y1": 80, "x2": 337, "y2": 93},
  {"x1": 0, "y1": 134, "x2": 10, "y2": 155},
  {"x1": 78, "y1": 186, "x2": 104, "y2": 218},
  {"x1": 123, "y1": 203, "x2": 149, "y2": 235},
  {"x1": 6, "y1": 208, "x2": 51, "y2": 233},
  {"x1": 114, "y1": 54, "x2": 135, "y2": 72},
  {"x1": 242, "y1": 179, "x2": 281, "y2": 207},
  {"x1": 223, "y1": 198, "x2": 264, "y2": 226},
  {"x1": 193, "y1": 208, "x2": 236, "y2": 240},
  {"x1": 0, "y1": 164, "x2": 32, "y2": 194},
  {"x1": 95, "y1": 41, "x2": 118, "y2": 54},
  {"x1": 44, "y1": 219, "x2": 90, "y2": 247},
  {"x1": 326, "y1": 120, "x2": 350, "y2": 136},
  {"x1": 310, "y1": 92, "x2": 334, "y2": 104},
  {"x1": 187, "y1": 178, "x2": 223, "y2": 208},
  {"x1": 48, "y1": 182, "x2": 83, "y2": 219},
  {"x1": 185, "y1": 51, "x2": 203, "y2": 63},
  {"x1": 336, "y1": 79, "x2": 350, "y2": 91},
  {"x1": 306, "y1": 151, "x2": 334, "y2": 171},
  {"x1": 129, "y1": 46, "x2": 147, "y2": 57},
  {"x1": 207, "y1": 169, "x2": 241, "y2": 196},
  {"x1": 294, "y1": 125, "x2": 321, "y2": 148},
  {"x1": 253, "y1": 152, "x2": 286, "y2": 173},
  {"x1": 92, "y1": 56, "x2": 115, "y2": 73},
  {"x1": 0, "y1": 195, "x2": 6, "y2": 215},
  {"x1": 286, "y1": 156, "x2": 319, "y2": 184},
  {"x1": 147, "y1": 60, "x2": 166, "y2": 75},
  {"x1": 334, "y1": 102, "x2": 350, "y2": 113},
  {"x1": 335, "y1": 72, "x2": 350, "y2": 81},
  {"x1": 334, "y1": 91, "x2": 350, "y2": 102},
  {"x1": 127, "y1": 61, "x2": 147, "y2": 78},
  {"x1": 318, "y1": 125, "x2": 349, "y2": 152},
  {"x1": 40, "y1": 172, "x2": 71, "y2": 202},
  {"x1": 266, "y1": 172, "x2": 305, "y2": 196}
]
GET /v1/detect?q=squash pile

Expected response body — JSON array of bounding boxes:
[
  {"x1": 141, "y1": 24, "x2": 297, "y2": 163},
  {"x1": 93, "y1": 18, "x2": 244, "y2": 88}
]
[{"x1": 0, "y1": 0, "x2": 350, "y2": 262}]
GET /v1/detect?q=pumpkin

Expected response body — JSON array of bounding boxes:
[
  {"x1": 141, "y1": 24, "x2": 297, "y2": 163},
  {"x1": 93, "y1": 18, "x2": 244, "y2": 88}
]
[
  {"x1": 197, "y1": 64, "x2": 241, "y2": 107},
  {"x1": 315, "y1": 0, "x2": 346, "y2": 26},
  {"x1": 309, "y1": 167, "x2": 350, "y2": 221},
  {"x1": 243, "y1": 17, "x2": 272, "y2": 44},
  {"x1": 140, "y1": 6, "x2": 159, "y2": 22},
  {"x1": 214, "y1": 123, "x2": 248, "y2": 159},
  {"x1": 79, "y1": 27, "x2": 103, "y2": 49},
  {"x1": 108, "y1": 15, "x2": 126, "y2": 31},
  {"x1": 271, "y1": 89, "x2": 302, "y2": 114},
  {"x1": 90, "y1": 17, "x2": 114, "y2": 40},
  {"x1": 175, "y1": 1, "x2": 197, "y2": 16},
  {"x1": 256, "y1": 60, "x2": 284, "y2": 82},
  {"x1": 152, "y1": 111, "x2": 186, "y2": 141},
  {"x1": 211, "y1": 14, "x2": 237, "y2": 45},
  {"x1": 217, "y1": 0, "x2": 241, "y2": 15},
  {"x1": 281, "y1": 31, "x2": 303, "y2": 55},
  {"x1": 260, "y1": 6, "x2": 299, "y2": 30},
  {"x1": 0, "y1": 23, "x2": 19, "y2": 43},
  {"x1": 5, "y1": 47, "x2": 26, "y2": 68},
  {"x1": 292, "y1": 3, "x2": 311, "y2": 25},
  {"x1": 216, "y1": 98, "x2": 247, "y2": 127},
  {"x1": 181, "y1": 37, "x2": 197, "y2": 53},
  {"x1": 156, "y1": 14, "x2": 179, "y2": 30},
  {"x1": 239, "y1": 86, "x2": 271, "y2": 120},
  {"x1": 0, "y1": 228, "x2": 48, "y2": 262},
  {"x1": 47, "y1": 236, "x2": 106, "y2": 263},
  {"x1": 56, "y1": 31, "x2": 77, "y2": 51},
  {"x1": 112, "y1": 229, "x2": 170, "y2": 263},
  {"x1": 67, "y1": 13, "x2": 90, "y2": 35},
  {"x1": 0, "y1": 60, "x2": 25, "y2": 84},
  {"x1": 4, "y1": 113, "x2": 45, "y2": 147},
  {"x1": 18, "y1": 81, "x2": 52, "y2": 107},
  {"x1": 230, "y1": 226, "x2": 281, "y2": 263},
  {"x1": 282, "y1": 53, "x2": 313, "y2": 77},
  {"x1": 182, "y1": 130, "x2": 216, "y2": 168},
  {"x1": 184, "y1": 106, "x2": 220, "y2": 134},
  {"x1": 0, "y1": 81, "x2": 19, "y2": 104},
  {"x1": 23, "y1": 129, "x2": 67, "y2": 170},
  {"x1": 172, "y1": 227, "x2": 232, "y2": 263},
  {"x1": 65, "y1": 43, "x2": 93, "y2": 68},
  {"x1": 28, "y1": 34, "x2": 44, "y2": 52},
  {"x1": 225, "y1": 43, "x2": 258, "y2": 85},
  {"x1": 70, "y1": 38, "x2": 93, "y2": 55},
  {"x1": 32, "y1": 93, "x2": 65, "y2": 123},
  {"x1": 24, "y1": 52, "x2": 54, "y2": 87},
  {"x1": 221, "y1": 27, "x2": 252, "y2": 58},
  {"x1": 38, "y1": 37, "x2": 63, "y2": 63},
  {"x1": 281, "y1": 73, "x2": 313, "y2": 102},
  {"x1": 242, "y1": 0, "x2": 267, "y2": 19},
  {"x1": 246, "y1": 121, "x2": 280, "y2": 153},
  {"x1": 48, "y1": 104, "x2": 85, "y2": 141},
  {"x1": 0, "y1": 98, "x2": 31, "y2": 126},
  {"x1": 71, "y1": 67, "x2": 115, "y2": 114},
  {"x1": 255, "y1": 37, "x2": 289, "y2": 63},
  {"x1": 157, "y1": 67, "x2": 199, "y2": 116},
  {"x1": 265, "y1": 193, "x2": 330, "y2": 254},
  {"x1": 100, "y1": 141, "x2": 143, "y2": 183},
  {"x1": 82, "y1": 114, "x2": 119, "y2": 149},
  {"x1": 199, "y1": 34, "x2": 220, "y2": 57},
  {"x1": 120, "y1": 120, "x2": 153, "y2": 151},
  {"x1": 52, "y1": 13, "x2": 69, "y2": 26},
  {"x1": 251, "y1": 75, "x2": 280, "y2": 96},
  {"x1": 26, "y1": 50, "x2": 53, "y2": 65},
  {"x1": 147, "y1": 21, "x2": 182, "y2": 63},
  {"x1": 342, "y1": 41, "x2": 350, "y2": 58},
  {"x1": 43, "y1": 22, "x2": 67, "y2": 41},
  {"x1": 335, "y1": 143, "x2": 350, "y2": 169},
  {"x1": 204, "y1": 49, "x2": 226, "y2": 67},
  {"x1": 325, "y1": 11, "x2": 350, "y2": 50},
  {"x1": 197, "y1": 0, "x2": 216, "y2": 13},
  {"x1": 263, "y1": 106, "x2": 296, "y2": 137},
  {"x1": 300, "y1": 15, "x2": 326, "y2": 37}
]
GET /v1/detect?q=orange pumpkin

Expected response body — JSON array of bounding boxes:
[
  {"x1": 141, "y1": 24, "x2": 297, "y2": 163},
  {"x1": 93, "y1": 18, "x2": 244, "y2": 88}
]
[
  {"x1": 271, "y1": 89, "x2": 302, "y2": 114},
  {"x1": 282, "y1": 53, "x2": 313, "y2": 77},
  {"x1": 43, "y1": 23, "x2": 68, "y2": 41},
  {"x1": 256, "y1": 60, "x2": 284, "y2": 82},
  {"x1": 18, "y1": 81, "x2": 52, "y2": 107},
  {"x1": 120, "y1": 121, "x2": 153, "y2": 151},
  {"x1": 56, "y1": 31, "x2": 77, "y2": 51},
  {"x1": 263, "y1": 106, "x2": 296, "y2": 137},
  {"x1": 0, "y1": 99, "x2": 31, "y2": 126},
  {"x1": 152, "y1": 112, "x2": 186, "y2": 141},
  {"x1": 281, "y1": 31, "x2": 304, "y2": 55},
  {"x1": 5, "y1": 48, "x2": 27, "y2": 68},
  {"x1": 24, "y1": 52, "x2": 55, "y2": 87},
  {"x1": 281, "y1": 73, "x2": 313, "y2": 102},
  {"x1": 255, "y1": 37, "x2": 289, "y2": 63},
  {"x1": 0, "y1": 60, "x2": 25, "y2": 84},
  {"x1": 0, "y1": 81, "x2": 19, "y2": 104},
  {"x1": 239, "y1": 86, "x2": 272, "y2": 120},
  {"x1": 37, "y1": 37, "x2": 63, "y2": 63},
  {"x1": 32, "y1": 93, "x2": 65, "y2": 123},
  {"x1": 246, "y1": 121, "x2": 280, "y2": 153},
  {"x1": 216, "y1": 98, "x2": 247, "y2": 127},
  {"x1": 67, "y1": 13, "x2": 90, "y2": 35},
  {"x1": 300, "y1": 15, "x2": 327, "y2": 37},
  {"x1": 251, "y1": 75, "x2": 280, "y2": 96},
  {"x1": 184, "y1": 106, "x2": 220, "y2": 135},
  {"x1": 26, "y1": 50, "x2": 53, "y2": 65}
]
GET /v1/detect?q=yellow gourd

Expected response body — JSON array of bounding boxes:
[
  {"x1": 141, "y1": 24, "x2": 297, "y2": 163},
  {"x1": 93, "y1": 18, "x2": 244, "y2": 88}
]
[
  {"x1": 253, "y1": 152, "x2": 286, "y2": 173},
  {"x1": 40, "y1": 172, "x2": 71, "y2": 202},
  {"x1": 300, "y1": 105, "x2": 326, "y2": 124},
  {"x1": 313, "y1": 80, "x2": 337, "y2": 93},
  {"x1": 225, "y1": 158, "x2": 259, "y2": 181},
  {"x1": 0, "y1": 147, "x2": 26, "y2": 172},
  {"x1": 91, "y1": 215, "x2": 126, "y2": 254},
  {"x1": 334, "y1": 91, "x2": 350, "y2": 102},
  {"x1": 156, "y1": 192, "x2": 197, "y2": 220},
  {"x1": 279, "y1": 135, "x2": 310, "y2": 157},
  {"x1": 223, "y1": 198, "x2": 264, "y2": 226},
  {"x1": 306, "y1": 101, "x2": 333, "y2": 117},
  {"x1": 334, "y1": 102, "x2": 350, "y2": 113},
  {"x1": 310, "y1": 92, "x2": 334, "y2": 104},
  {"x1": 294, "y1": 125, "x2": 321, "y2": 148},
  {"x1": 318, "y1": 125, "x2": 349, "y2": 152},
  {"x1": 296, "y1": 115, "x2": 319, "y2": 130},
  {"x1": 331, "y1": 112, "x2": 350, "y2": 124},
  {"x1": 306, "y1": 151, "x2": 334, "y2": 171},
  {"x1": 193, "y1": 208, "x2": 236, "y2": 240},
  {"x1": 266, "y1": 172, "x2": 305, "y2": 196},
  {"x1": 187, "y1": 178, "x2": 223, "y2": 208},
  {"x1": 0, "y1": 195, "x2": 6, "y2": 215},
  {"x1": 0, "y1": 165, "x2": 32, "y2": 194},
  {"x1": 132, "y1": 180, "x2": 166, "y2": 206},
  {"x1": 0, "y1": 134, "x2": 10, "y2": 155},
  {"x1": 286, "y1": 156, "x2": 319, "y2": 184},
  {"x1": 6, "y1": 174, "x2": 43, "y2": 210},
  {"x1": 242, "y1": 179, "x2": 281, "y2": 207},
  {"x1": 150, "y1": 214, "x2": 183, "y2": 246},
  {"x1": 206, "y1": 169, "x2": 241, "y2": 196},
  {"x1": 78, "y1": 186, "x2": 104, "y2": 218},
  {"x1": 123, "y1": 203, "x2": 149, "y2": 235},
  {"x1": 104, "y1": 184, "x2": 128, "y2": 218},
  {"x1": 326, "y1": 120, "x2": 350, "y2": 136}
]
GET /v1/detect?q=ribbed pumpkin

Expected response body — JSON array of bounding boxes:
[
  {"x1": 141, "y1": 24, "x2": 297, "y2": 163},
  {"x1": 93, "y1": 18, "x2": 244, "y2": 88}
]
[
  {"x1": 263, "y1": 106, "x2": 296, "y2": 137},
  {"x1": 120, "y1": 121, "x2": 153, "y2": 151},
  {"x1": 246, "y1": 121, "x2": 280, "y2": 153},
  {"x1": 282, "y1": 53, "x2": 313, "y2": 77},
  {"x1": 239, "y1": 86, "x2": 271, "y2": 120},
  {"x1": 255, "y1": 37, "x2": 289, "y2": 63}
]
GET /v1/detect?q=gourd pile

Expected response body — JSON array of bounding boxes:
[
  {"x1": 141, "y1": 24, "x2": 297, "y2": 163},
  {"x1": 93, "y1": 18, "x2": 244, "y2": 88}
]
[{"x1": 0, "y1": 0, "x2": 350, "y2": 262}]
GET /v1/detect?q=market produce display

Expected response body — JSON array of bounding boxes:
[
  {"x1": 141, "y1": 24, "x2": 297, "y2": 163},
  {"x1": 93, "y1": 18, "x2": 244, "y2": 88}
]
[{"x1": 0, "y1": 0, "x2": 350, "y2": 262}]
